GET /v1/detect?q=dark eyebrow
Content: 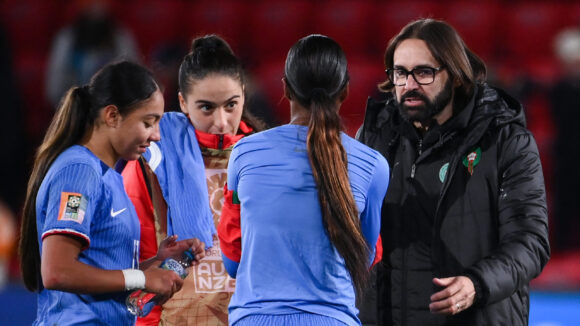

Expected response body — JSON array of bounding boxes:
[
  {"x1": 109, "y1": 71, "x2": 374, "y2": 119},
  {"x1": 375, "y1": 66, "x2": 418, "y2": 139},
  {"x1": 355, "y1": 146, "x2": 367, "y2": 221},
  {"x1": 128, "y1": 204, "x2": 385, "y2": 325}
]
[
  {"x1": 195, "y1": 95, "x2": 241, "y2": 106},
  {"x1": 392, "y1": 65, "x2": 436, "y2": 70},
  {"x1": 195, "y1": 100, "x2": 215, "y2": 105}
]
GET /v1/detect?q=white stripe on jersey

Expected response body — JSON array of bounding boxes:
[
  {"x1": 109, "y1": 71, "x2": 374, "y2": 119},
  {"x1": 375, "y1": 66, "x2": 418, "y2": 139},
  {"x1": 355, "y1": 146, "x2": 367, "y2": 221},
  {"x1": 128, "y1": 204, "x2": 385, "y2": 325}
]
[
  {"x1": 149, "y1": 142, "x2": 162, "y2": 172},
  {"x1": 41, "y1": 228, "x2": 91, "y2": 247}
]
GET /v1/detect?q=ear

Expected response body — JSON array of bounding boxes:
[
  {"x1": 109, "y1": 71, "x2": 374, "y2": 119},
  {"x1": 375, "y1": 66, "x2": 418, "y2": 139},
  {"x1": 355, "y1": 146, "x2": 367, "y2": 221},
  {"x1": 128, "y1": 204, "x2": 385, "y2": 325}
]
[
  {"x1": 103, "y1": 105, "x2": 120, "y2": 127},
  {"x1": 178, "y1": 92, "x2": 187, "y2": 114},
  {"x1": 338, "y1": 82, "x2": 349, "y2": 103},
  {"x1": 282, "y1": 78, "x2": 291, "y2": 100}
]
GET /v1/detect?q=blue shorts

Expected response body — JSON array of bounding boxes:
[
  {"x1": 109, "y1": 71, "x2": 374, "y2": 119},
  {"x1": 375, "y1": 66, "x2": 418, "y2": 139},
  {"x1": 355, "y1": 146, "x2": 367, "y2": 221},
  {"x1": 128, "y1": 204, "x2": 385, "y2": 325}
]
[{"x1": 233, "y1": 313, "x2": 351, "y2": 326}]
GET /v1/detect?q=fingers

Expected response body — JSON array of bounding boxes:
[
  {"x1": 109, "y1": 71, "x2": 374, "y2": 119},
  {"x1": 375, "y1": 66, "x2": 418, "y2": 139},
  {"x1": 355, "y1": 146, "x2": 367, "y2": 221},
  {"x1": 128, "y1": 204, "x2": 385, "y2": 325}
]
[
  {"x1": 430, "y1": 277, "x2": 461, "y2": 302},
  {"x1": 432, "y1": 277, "x2": 454, "y2": 287},
  {"x1": 430, "y1": 292, "x2": 475, "y2": 315},
  {"x1": 429, "y1": 276, "x2": 476, "y2": 315},
  {"x1": 161, "y1": 235, "x2": 178, "y2": 246},
  {"x1": 144, "y1": 267, "x2": 184, "y2": 298},
  {"x1": 429, "y1": 297, "x2": 464, "y2": 314},
  {"x1": 173, "y1": 276, "x2": 184, "y2": 292},
  {"x1": 193, "y1": 241, "x2": 206, "y2": 261}
]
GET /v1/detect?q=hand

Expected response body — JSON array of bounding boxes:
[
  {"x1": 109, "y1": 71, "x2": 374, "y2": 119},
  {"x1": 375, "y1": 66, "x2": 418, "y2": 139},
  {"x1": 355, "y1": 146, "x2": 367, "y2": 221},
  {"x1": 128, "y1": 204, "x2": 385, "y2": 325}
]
[
  {"x1": 190, "y1": 238, "x2": 206, "y2": 262},
  {"x1": 429, "y1": 276, "x2": 476, "y2": 315},
  {"x1": 156, "y1": 235, "x2": 205, "y2": 262},
  {"x1": 143, "y1": 266, "x2": 184, "y2": 298}
]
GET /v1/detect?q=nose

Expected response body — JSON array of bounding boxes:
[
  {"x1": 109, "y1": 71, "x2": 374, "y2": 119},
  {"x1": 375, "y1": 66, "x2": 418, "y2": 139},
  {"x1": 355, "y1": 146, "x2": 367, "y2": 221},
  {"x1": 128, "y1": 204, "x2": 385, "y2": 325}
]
[
  {"x1": 213, "y1": 109, "x2": 228, "y2": 133},
  {"x1": 404, "y1": 73, "x2": 420, "y2": 90},
  {"x1": 150, "y1": 123, "x2": 161, "y2": 142}
]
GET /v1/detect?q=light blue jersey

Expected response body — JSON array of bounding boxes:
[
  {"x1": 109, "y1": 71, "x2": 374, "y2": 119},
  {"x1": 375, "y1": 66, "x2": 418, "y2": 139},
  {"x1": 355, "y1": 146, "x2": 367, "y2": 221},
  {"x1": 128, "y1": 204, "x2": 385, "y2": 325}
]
[
  {"x1": 226, "y1": 125, "x2": 389, "y2": 326},
  {"x1": 143, "y1": 112, "x2": 215, "y2": 246},
  {"x1": 34, "y1": 145, "x2": 140, "y2": 326}
]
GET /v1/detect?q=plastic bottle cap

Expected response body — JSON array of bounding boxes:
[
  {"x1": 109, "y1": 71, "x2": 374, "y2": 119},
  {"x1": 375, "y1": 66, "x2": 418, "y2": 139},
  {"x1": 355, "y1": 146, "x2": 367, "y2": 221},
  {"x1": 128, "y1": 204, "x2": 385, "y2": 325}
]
[{"x1": 184, "y1": 249, "x2": 195, "y2": 261}]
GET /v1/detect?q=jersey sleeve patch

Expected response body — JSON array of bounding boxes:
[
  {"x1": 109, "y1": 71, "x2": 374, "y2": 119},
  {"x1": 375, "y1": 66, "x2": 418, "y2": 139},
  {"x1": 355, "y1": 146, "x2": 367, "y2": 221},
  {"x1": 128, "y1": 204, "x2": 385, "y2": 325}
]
[{"x1": 57, "y1": 192, "x2": 87, "y2": 224}]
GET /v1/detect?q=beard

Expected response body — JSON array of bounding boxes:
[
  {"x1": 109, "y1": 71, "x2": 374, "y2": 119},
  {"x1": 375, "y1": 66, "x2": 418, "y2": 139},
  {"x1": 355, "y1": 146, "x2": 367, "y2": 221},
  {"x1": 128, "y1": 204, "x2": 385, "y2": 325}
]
[{"x1": 396, "y1": 78, "x2": 453, "y2": 125}]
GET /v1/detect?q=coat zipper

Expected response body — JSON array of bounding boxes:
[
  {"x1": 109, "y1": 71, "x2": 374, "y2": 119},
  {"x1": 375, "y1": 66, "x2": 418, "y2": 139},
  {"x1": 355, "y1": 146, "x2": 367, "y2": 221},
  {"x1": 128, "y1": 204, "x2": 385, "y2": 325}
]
[
  {"x1": 410, "y1": 139, "x2": 423, "y2": 179},
  {"x1": 218, "y1": 134, "x2": 224, "y2": 150}
]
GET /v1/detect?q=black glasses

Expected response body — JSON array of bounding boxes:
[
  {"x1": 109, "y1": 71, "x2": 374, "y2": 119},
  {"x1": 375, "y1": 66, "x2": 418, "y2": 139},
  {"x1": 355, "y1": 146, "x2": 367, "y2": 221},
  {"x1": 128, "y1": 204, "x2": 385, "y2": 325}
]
[{"x1": 386, "y1": 66, "x2": 445, "y2": 86}]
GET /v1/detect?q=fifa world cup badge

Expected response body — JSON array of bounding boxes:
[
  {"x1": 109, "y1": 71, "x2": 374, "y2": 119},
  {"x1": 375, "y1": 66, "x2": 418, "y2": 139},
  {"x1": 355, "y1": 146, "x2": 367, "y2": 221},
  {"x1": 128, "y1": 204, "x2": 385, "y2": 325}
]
[{"x1": 57, "y1": 192, "x2": 87, "y2": 223}]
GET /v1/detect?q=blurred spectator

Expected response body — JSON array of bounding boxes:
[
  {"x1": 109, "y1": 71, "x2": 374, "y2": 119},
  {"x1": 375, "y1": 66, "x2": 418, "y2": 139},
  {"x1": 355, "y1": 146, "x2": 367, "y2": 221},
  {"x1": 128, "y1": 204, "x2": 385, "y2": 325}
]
[
  {"x1": 45, "y1": 0, "x2": 140, "y2": 107},
  {"x1": 0, "y1": 200, "x2": 17, "y2": 289},
  {"x1": 549, "y1": 27, "x2": 580, "y2": 251}
]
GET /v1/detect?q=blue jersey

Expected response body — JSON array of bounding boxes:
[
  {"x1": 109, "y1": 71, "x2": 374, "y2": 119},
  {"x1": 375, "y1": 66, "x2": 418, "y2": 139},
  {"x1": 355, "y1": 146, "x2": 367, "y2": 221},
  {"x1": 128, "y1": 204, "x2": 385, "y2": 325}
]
[
  {"x1": 225, "y1": 125, "x2": 389, "y2": 326},
  {"x1": 143, "y1": 112, "x2": 215, "y2": 246},
  {"x1": 34, "y1": 145, "x2": 140, "y2": 326}
]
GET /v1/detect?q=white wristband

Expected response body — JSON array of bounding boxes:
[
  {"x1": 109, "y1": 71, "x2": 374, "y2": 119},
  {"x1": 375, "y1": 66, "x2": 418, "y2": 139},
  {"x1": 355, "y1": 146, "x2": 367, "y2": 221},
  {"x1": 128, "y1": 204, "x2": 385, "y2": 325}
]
[{"x1": 122, "y1": 269, "x2": 146, "y2": 290}]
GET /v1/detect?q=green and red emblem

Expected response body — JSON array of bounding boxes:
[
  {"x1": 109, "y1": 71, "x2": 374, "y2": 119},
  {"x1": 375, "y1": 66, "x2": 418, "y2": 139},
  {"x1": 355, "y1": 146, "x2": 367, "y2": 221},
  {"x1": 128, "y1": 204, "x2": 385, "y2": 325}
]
[{"x1": 462, "y1": 147, "x2": 481, "y2": 175}]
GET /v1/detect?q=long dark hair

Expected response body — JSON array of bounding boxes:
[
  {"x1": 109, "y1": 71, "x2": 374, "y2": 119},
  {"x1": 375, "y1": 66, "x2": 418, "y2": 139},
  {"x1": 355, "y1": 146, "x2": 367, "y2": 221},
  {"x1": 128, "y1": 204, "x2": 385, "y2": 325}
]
[
  {"x1": 284, "y1": 34, "x2": 369, "y2": 297},
  {"x1": 379, "y1": 18, "x2": 487, "y2": 105},
  {"x1": 178, "y1": 34, "x2": 263, "y2": 131},
  {"x1": 19, "y1": 61, "x2": 159, "y2": 292}
]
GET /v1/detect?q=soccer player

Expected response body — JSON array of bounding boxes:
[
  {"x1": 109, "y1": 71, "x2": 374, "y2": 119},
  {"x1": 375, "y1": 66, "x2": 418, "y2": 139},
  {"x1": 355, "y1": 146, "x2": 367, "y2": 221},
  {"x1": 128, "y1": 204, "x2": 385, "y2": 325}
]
[{"x1": 18, "y1": 61, "x2": 205, "y2": 326}]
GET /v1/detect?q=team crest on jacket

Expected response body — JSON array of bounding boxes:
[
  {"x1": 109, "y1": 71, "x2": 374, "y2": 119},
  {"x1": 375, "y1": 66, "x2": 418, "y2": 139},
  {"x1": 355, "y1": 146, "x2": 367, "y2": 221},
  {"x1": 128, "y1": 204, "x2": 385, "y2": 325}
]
[
  {"x1": 439, "y1": 163, "x2": 449, "y2": 183},
  {"x1": 462, "y1": 147, "x2": 481, "y2": 175}
]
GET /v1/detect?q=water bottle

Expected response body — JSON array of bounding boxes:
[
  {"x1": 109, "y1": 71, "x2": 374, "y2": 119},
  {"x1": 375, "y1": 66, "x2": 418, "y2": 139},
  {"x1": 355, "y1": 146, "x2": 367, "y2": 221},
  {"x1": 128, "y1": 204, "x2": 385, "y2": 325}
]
[{"x1": 126, "y1": 249, "x2": 196, "y2": 317}]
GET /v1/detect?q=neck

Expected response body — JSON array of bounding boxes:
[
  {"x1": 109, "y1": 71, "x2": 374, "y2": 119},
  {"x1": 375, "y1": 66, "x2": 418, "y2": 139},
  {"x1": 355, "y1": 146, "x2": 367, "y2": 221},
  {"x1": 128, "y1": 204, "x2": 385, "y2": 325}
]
[
  {"x1": 289, "y1": 101, "x2": 310, "y2": 126},
  {"x1": 81, "y1": 127, "x2": 117, "y2": 168}
]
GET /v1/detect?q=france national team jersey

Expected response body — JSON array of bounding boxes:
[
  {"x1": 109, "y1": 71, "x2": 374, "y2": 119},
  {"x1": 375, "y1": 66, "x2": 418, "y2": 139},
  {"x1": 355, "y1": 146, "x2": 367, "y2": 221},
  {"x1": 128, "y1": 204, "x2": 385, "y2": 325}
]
[
  {"x1": 34, "y1": 145, "x2": 140, "y2": 326},
  {"x1": 225, "y1": 125, "x2": 389, "y2": 326},
  {"x1": 143, "y1": 112, "x2": 215, "y2": 246}
]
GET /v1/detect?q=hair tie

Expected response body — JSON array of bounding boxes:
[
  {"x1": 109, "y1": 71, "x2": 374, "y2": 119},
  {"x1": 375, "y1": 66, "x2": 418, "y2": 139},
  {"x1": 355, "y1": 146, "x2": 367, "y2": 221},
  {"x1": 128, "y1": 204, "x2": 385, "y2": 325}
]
[
  {"x1": 75, "y1": 85, "x2": 92, "y2": 108},
  {"x1": 310, "y1": 88, "x2": 328, "y2": 99},
  {"x1": 78, "y1": 85, "x2": 90, "y2": 97}
]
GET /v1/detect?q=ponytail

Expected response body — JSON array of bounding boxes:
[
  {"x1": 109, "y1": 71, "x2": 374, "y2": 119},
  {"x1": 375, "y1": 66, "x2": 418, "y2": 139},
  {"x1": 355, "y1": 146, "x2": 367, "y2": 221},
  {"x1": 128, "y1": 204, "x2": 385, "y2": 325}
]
[
  {"x1": 285, "y1": 34, "x2": 370, "y2": 297},
  {"x1": 19, "y1": 86, "x2": 92, "y2": 291},
  {"x1": 306, "y1": 93, "x2": 370, "y2": 298}
]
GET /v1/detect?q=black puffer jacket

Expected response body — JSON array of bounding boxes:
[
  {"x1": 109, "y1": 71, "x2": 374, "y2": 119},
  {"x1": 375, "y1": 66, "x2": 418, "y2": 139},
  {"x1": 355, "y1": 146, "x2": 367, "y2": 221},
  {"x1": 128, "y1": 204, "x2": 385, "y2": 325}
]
[{"x1": 357, "y1": 84, "x2": 550, "y2": 326}]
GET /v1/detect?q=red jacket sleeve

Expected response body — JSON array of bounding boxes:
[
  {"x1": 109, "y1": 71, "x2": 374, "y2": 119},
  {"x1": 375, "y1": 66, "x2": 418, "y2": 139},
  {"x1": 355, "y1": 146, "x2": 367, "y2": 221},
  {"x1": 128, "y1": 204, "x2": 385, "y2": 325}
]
[
  {"x1": 218, "y1": 185, "x2": 242, "y2": 263},
  {"x1": 371, "y1": 235, "x2": 383, "y2": 268},
  {"x1": 122, "y1": 160, "x2": 158, "y2": 261}
]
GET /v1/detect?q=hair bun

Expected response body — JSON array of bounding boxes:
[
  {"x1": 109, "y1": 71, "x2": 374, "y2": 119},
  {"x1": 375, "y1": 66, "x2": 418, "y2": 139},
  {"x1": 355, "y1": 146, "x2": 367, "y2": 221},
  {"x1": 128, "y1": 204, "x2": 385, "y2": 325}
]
[{"x1": 191, "y1": 34, "x2": 234, "y2": 55}]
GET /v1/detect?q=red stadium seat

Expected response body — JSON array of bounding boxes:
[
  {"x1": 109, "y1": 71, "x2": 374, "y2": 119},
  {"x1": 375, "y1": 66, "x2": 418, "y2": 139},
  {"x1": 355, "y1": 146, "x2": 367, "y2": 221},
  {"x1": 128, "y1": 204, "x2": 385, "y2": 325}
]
[
  {"x1": 563, "y1": 2, "x2": 580, "y2": 28},
  {"x1": 341, "y1": 57, "x2": 385, "y2": 137},
  {"x1": 245, "y1": 1, "x2": 313, "y2": 64},
  {"x1": 186, "y1": 1, "x2": 249, "y2": 59},
  {"x1": 501, "y1": 2, "x2": 565, "y2": 62},
  {"x1": 374, "y1": 1, "x2": 443, "y2": 55},
  {"x1": 123, "y1": 0, "x2": 186, "y2": 61},
  {"x1": 13, "y1": 53, "x2": 52, "y2": 141},
  {"x1": 312, "y1": 0, "x2": 374, "y2": 58},
  {"x1": 0, "y1": 0, "x2": 60, "y2": 57},
  {"x1": 444, "y1": 1, "x2": 501, "y2": 62}
]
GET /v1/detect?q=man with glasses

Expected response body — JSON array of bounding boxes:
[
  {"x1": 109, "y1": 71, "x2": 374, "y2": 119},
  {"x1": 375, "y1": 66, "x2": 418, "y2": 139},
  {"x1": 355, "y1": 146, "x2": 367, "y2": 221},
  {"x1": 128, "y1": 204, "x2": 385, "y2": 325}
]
[{"x1": 357, "y1": 18, "x2": 549, "y2": 326}]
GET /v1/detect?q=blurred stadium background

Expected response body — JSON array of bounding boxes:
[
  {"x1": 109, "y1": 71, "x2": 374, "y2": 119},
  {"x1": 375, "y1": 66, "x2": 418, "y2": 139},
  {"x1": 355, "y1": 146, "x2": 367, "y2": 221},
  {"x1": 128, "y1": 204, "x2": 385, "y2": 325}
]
[{"x1": 1, "y1": 0, "x2": 579, "y2": 324}]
